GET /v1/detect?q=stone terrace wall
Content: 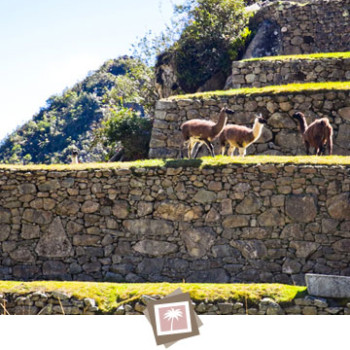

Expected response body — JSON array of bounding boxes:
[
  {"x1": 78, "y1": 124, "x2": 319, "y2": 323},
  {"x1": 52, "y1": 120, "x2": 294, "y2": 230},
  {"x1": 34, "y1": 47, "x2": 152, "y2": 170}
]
[
  {"x1": 254, "y1": 0, "x2": 350, "y2": 56},
  {"x1": 149, "y1": 89, "x2": 350, "y2": 159},
  {"x1": 226, "y1": 57, "x2": 350, "y2": 89},
  {"x1": 2, "y1": 291, "x2": 350, "y2": 315},
  {"x1": 1, "y1": 164, "x2": 350, "y2": 285}
]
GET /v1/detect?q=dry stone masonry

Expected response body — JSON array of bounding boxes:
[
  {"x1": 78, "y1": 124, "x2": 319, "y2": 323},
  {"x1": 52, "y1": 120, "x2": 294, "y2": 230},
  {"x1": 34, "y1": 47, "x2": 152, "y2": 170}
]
[
  {"x1": 251, "y1": 0, "x2": 350, "y2": 57},
  {"x1": 155, "y1": 0, "x2": 350, "y2": 97},
  {"x1": 1, "y1": 164, "x2": 350, "y2": 285},
  {"x1": 1, "y1": 291, "x2": 350, "y2": 315},
  {"x1": 149, "y1": 89, "x2": 350, "y2": 159},
  {"x1": 226, "y1": 56, "x2": 350, "y2": 89}
]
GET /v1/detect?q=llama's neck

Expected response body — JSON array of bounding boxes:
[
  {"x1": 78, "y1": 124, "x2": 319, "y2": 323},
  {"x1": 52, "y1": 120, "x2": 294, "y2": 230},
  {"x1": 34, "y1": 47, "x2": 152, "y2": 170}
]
[
  {"x1": 294, "y1": 114, "x2": 307, "y2": 134},
  {"x1": 71, "y1": 155, "x2": 79, "y2": 164},
  {"x1": 212, "y1": 110, "x2": 228, "y2": 136},
  {"x1": 252, "y1": 119, "x2": 264, "y2": 141}
]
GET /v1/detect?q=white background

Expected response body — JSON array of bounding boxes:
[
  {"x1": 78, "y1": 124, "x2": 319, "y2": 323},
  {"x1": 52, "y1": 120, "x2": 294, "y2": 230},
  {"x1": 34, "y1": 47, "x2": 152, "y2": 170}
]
[{"x1": 0, "y1": 316, "x2": 347, "y2": 350}]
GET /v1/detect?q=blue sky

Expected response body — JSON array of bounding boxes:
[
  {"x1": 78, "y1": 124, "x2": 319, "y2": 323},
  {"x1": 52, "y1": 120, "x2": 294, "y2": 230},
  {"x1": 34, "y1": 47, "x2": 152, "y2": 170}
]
[{"x1": 0, "y1": 0, "x2": 182, "y2": 141}]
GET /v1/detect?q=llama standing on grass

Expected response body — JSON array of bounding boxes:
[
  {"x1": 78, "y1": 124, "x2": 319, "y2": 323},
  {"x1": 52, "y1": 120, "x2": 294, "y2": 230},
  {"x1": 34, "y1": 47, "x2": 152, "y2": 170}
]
[
  {"x1": 180, "y1": 107, "x2": 234, "y2": 158},
  {"x1": 293, "y1": 111, "x2": 333, "y2": 155},
  {"x1": 71, "y1": 150, "x2": 79, "y2": 164},
  {"x1": 219, "y1": 114, "x2": 267, "y2": 157}
]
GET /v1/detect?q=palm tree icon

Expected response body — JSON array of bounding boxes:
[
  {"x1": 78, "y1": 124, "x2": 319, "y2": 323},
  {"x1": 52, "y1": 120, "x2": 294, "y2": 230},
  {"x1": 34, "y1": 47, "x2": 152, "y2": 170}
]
[{"x1": 163, "y1": 307, "x2": 183, "y2": 331}]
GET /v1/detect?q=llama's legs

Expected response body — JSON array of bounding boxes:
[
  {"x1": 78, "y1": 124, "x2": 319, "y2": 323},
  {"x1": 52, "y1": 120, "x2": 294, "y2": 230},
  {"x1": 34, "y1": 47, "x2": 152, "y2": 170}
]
[
  {"x1": 187, "y1": 145, "x2": 192, "y2": 159},
  {"x1": 238, "y1": 148, "x2": 246, "y2": 157},
  {"x1": 316, "y1": 144, "x2": 324, "y2": 156},
  {"x1": 220, "y1": 143, "x2": 226, "y2": 156},
  {"x1": 188, "y1": 139, "x2": 195, "y2": 158},
  {"x1": 180, "y1": 140, "x2": 188, "y2": 159},
  {"x1": 192, "y1": 142, "x2": 203, "y2": 158},
  {"x1": 203, "y1": 140, "x2": 215, "y2": 157},
  {"x1": 228, "y1": 145, "x2": 236, "y2": 157},
  {"x1": 305, "y1": 141, "x2": 310, "y2": 155}
]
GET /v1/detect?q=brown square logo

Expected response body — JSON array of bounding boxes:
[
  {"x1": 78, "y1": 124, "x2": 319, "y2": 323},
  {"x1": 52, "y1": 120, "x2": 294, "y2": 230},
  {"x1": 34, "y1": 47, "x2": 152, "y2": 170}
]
[{"x1": 144, "y1": 289, "x2": 202, "y2": 347}]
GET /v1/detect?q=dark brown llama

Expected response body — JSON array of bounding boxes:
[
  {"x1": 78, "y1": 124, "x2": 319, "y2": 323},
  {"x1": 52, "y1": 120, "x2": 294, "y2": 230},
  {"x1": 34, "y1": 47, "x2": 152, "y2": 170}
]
[
  {"x1": 180, "y1": 107, "x2": 234, "y2": 158},
  {"x1": 293, "y1": 112, "x2": 333, "y2": 155}
]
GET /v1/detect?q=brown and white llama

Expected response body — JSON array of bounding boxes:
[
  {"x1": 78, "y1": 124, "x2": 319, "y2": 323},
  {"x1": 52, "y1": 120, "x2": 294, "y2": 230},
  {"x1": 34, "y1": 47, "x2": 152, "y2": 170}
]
[
  {"x1": 180, "y1": 107, "x2": 234, "y2": 158},
  {"x1": 71, "y1": 150, "x2": 79, "y2": 164},
  {"x1": 292, "y1": 112, "x2": 333, "y2": 155},
  {"x1": 219, "y1": 114, "x2": 267, "y2": 157}
]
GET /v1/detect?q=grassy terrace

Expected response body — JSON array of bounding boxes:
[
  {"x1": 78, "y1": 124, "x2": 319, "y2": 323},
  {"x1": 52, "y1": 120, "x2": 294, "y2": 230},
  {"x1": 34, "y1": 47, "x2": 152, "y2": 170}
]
[
  {"x1": 242, "y1": 51, "x2": 350, "y2": 62},
  {"x1": 169, "y1": 81, "x2": 350, "y2": 100},
  {"x1": 0, "y1": 155, "x2": 349, "y2": 172},
  {"x1": 0, "y1": 281, "x2": 307, "y2": 312}
]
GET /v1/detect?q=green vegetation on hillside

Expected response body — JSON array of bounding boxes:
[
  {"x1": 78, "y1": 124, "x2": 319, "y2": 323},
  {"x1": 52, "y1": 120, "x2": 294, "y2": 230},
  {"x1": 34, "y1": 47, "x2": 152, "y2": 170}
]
[
  {"x1": 0, "y1": 281, "x2": 306, "y2": 313},
  {"x1": 0, "y1": 57, "x2": 155, "y2": 165}
]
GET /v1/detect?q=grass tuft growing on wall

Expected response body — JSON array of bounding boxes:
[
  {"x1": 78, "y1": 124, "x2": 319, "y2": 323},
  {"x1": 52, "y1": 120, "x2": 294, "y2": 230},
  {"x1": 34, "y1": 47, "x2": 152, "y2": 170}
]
[
  {"x1": 169, "y1": 81, "x2": 350, "y2": 100},
  {"x1": 0, "y1": 155, "x2": 349, "y2": 172},
  {"x1": 242, "y1": 51, "x2": 350, "y2": 62},
  {"x1": 0, "y1": 281, "x2": 307, "y2": 313}
]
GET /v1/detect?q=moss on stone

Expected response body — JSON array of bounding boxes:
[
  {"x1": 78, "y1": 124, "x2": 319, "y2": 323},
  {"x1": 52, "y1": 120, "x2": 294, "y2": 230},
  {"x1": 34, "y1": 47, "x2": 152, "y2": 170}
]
[
  {"x1": 0, "y1": 155, "x2": 349, "y2": 172},
  {"x1": 243, "y1": 51, "x2": 350, "y2": 62},
  {"x1": 0, "y1": 281, "x2": 307, "y2": 312},
  {"x1": 170, "y1": 81, "x2": 350, "y2": 100}
]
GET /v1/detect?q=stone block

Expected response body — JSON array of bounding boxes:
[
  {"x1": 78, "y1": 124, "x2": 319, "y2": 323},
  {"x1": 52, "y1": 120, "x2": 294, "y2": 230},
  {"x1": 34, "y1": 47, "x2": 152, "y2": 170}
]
[
  {"x1": 230, "y1": 239, "x2": 267, "y2": 259},
  {"x1": 258, "y1": 208, "x2": 285, "y2": 227},
  {"x1": 327, "y1": 193, "x2": 350, "y2": 220},
  {"x1": 81, "y1": 201, "x2": 100, "y2": 214},
  {"x1": 236, "y1": 194, "x2": 262, "y2": 214},
  {"x1": 193, "y1": 189, "x2": 216, "y2": 204},
  {"x1": 181, "y1": 227, "x2": 215, "y2": 258},
  {"x1": 223, "y1": 215, "x2": 249, "y2": 228},
  {"x1": 306, "y1": 273, "x2": 350, "y2": 298},
  {"x1": 133, "y1": 240, "x2": 178, "y2": 256},
  {"x1": 285, "y1": 194, "x2": 317, "y2": 223},
  {"x1": 35, "y1": 217, "x2": 73, "y2": 258},
  {"x1": 290, "y1": 241, "x2": 319, "y2": 259},
  {"x1": 123, "y1": 219, "x2": 173, "y2": 236}
]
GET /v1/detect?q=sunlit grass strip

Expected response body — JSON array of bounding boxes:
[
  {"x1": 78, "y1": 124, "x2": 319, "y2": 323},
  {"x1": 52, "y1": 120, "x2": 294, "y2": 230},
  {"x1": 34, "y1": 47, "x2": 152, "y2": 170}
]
[
  {"x1": 0, "y1": 281, "x2": 307, "y2": 312},
  {"x1": 242, "y1": 51, "x2": 350, "y2": 62},
  {"x1": 170, "y1": 81, "x2": 350, "y2": 100},
  {"x1": 0, "y1": 155, "x2": 349, "y2": 172}
]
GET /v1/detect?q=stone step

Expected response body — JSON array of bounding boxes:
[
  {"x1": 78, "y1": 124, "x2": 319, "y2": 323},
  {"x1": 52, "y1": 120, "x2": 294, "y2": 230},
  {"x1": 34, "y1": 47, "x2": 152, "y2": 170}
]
[
  {"x1": 149, "y1": 81, "x2": 350, "y2": 159},
  {"x1": 225, "y1": 53, "x2": 350, "y2": 90},
  {"x1": 306, "y1": 273, "x2": 350, "y2": 298}
]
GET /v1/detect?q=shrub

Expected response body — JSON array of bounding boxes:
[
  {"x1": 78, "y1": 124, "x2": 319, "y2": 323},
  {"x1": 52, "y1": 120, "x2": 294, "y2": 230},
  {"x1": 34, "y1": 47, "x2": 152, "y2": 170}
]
[
  {"x1": 174, "y1": 0, "x2": 251, "y2": 92},
  {"x1": 99, "y1": 107, "x2": 152, "y2": 161}
]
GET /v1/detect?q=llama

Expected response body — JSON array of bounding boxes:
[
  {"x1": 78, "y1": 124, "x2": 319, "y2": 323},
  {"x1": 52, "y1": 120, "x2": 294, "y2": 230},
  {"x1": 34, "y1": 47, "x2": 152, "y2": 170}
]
[
  {"x1": 219, "y1": 114, "x2": 267, "y2": 157},
  {"x1": 71, "y1": 150, "x2": 79, "y2": 164},
  {"x1": 293, "y1": 111, "x2": 333, "y2": 155},
  {"x1": 180, "y1": 107, "x2": 234, "y2": 158}
]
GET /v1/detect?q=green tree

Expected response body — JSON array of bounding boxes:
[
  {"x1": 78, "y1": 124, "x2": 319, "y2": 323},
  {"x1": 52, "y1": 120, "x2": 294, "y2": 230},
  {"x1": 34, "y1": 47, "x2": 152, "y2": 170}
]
[
  {"x1": 132, "y1": 0, "x2": 251, "y2": 93},
  {"x1": 174, "y1": 0, "x2": 250, "y2": 92},
  {"x1": 97, "y1": 107, "x2": 152, "y2": 161}
]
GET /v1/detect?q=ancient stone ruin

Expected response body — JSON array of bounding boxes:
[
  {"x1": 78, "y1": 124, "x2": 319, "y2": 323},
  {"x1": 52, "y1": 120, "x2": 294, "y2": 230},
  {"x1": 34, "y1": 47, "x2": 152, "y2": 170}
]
[
  {"x1": 150, "y1": 0, "x2": 350, "y2": 158},
  {"x1": 2, "y1": 0, "x2": 350, "y2": 315}
]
